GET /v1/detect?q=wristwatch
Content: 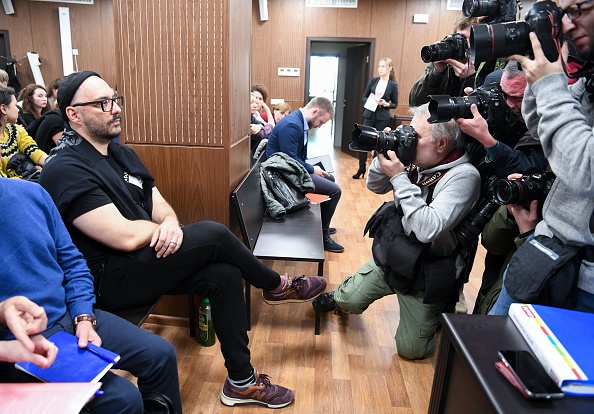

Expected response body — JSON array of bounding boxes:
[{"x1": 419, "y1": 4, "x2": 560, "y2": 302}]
[{"x1": 73, "y1": 314, "x2": 97, "y2": 327}]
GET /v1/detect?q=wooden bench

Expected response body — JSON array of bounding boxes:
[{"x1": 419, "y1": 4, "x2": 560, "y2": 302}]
[{"x1": 231, "y1": 160, "x2": 326, "y2": 334}]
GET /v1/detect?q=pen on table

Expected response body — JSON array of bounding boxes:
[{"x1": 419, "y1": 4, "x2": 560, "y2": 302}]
[{"x1": 85, "y1": 345, "x2": 119, "y2": 365}]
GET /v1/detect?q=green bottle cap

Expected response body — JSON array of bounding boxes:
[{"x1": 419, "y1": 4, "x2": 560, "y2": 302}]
[{"x1": 203, "y1": 298, "x2": 210, "y2": 304}]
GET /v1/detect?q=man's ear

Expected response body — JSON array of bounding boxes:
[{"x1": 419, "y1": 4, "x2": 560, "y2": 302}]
[
  {"x1": 436, "y1": 137, "x2": 449, "y2": 153},
  {"x1": 65, "y1": 106, "x2": 81, "y2": 124}
]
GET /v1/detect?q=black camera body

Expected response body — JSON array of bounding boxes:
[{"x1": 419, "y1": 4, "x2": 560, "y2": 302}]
[
  {"x1": 428, "y1": 83, "x2": 504, "y2": 124},
  {"x1": 462, "y1": 0, "x2": 518, "y2": 23},
  {"x1": 421, "y1": 33, "x2": 469, "y2": 63},
  {"x1": 470, "y1": 0, "x2": 564, "y2": 64},
  {"x1": 428, "y1": 84, "x2": 527, "y2": 145},
  {"x1": 350, "y1": 124, "x2": 418, "y2": 167},
  {"x1": 493, "y1": 171, "x2": 556, "y2": 207}
]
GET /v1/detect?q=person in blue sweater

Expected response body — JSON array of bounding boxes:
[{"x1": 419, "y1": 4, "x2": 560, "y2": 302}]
[
  {"x1": 266, "y1": 96, "x2": 344, "y2": 253},
  {"x1": 0, "y1": 178, "x2": 181, "y2": 414}
]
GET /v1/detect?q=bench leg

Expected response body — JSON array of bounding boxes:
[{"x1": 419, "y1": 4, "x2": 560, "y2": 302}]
[
  {"x1": 245, "y1": 281, "x2": 252, "y2": 331},
  {"x1": 315, "y1": 259, "x2": 324, "y2": 335},
  {"x1": 188, "y1": 293, "x2": 196, "y2": 337}
]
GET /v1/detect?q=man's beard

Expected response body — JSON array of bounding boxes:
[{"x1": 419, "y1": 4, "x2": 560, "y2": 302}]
[{"x1": 85, "y1": 115, "x2": 122, "y2": 141}]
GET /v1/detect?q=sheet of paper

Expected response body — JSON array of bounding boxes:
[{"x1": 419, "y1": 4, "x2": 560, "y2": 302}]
[{"x1": 364, "y1": 93, "x2": 378, "y2": 112}]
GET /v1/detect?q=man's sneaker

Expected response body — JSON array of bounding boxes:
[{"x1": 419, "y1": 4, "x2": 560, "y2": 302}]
[
  {"x1": 312, "y1": 291, "x2": 338, "y2": 312},
  {"x1": 324, "y1": 236, "x2": 344, "y2": 253},
  {"x1": 221, "y1": 372, "x2": 295, "y2": 408},
  {"x1": 263, "y1": 275, "x2": 327, "y2": 304}
]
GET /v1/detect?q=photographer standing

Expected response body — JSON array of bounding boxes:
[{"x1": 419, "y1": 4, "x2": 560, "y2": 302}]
[
  {"x1": 409, "y1": 15, "x2": 481, "y2": 107},
  {"x1": 315, "y1": 104, "x2": 480, "y2": 359},
  {"x1": 455, "y1": 60, "x2": 548, "y2": 313},
  {"x1": 490, "y1": 2, "x2": 594, "y2": 314}
]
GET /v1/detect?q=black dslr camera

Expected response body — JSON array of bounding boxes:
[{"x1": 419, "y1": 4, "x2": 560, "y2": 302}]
[
  {"x1": 428, "y1": 84, "x2": 526, "y2": 144},
  {"x1": 462, "y1": 0, "x2": 518, "y2": 23},
  {"x1": 470, "y1": 0, "x2": 564, "y2": 64},
  {"x1": 428, "y1": 84, "x2": 504, "y2": 124},
  {"x1": 421, "y1": 33, "x2": 469, "y2": 63},
  {"x1": 350, "y1": 124, "x2": 417, "y2": 167},
  {"x1": 493, "y1": 172, "x2": 555, "y2": 207}
]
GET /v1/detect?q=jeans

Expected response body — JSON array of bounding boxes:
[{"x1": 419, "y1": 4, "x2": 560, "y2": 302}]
[
  {"x1": 310, "y1": 173, "x2": 341, "y2": 236},
  {"x1": 94, "y1": 221, "x2": 282, "y2": 380},
  {"x1": 0, "y1": 310, "x2": 181, "y2": 414}
]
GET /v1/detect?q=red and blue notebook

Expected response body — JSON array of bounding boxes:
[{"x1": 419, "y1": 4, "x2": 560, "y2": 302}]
[{"x1": 509, "y1": 303, "x2": 594, "y2": 396}]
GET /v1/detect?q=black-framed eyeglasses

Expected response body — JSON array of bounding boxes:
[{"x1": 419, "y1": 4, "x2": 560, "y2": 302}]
[
  {"x1": 71, "y1": 96, "x2": 124, "y2": 112},
  {"x1": 502, "y1": 90, "x2": 523, "y2": 102},
  {"x1": 563, "y1": 0, "x2": 594, "y2": 20}
]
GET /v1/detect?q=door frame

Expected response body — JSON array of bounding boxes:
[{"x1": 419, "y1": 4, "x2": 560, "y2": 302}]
[
  {"x1": 305, "y1": 37, "x2": 375, "y2": 107},
  {"x1": 305, "y1": 37, "x2": 375, "y2": 150}
]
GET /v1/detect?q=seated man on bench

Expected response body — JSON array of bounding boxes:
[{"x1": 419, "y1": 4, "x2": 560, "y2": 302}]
[
  {"x1": 38, "y1": 71, "x2": 327, "y2": 409},
  {"x1": 0, "y1": 178, "x2": 181, "y2": 413}
]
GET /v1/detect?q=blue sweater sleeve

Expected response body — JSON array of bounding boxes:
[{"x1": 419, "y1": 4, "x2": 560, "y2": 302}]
[{"x1": 44, "y1": 190, "x2": 96, "y2": 318}]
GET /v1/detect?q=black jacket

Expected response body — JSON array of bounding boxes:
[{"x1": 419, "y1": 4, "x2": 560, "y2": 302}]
[{"x1": 362, "y1": 77, "x2": 399, "y2": 121}]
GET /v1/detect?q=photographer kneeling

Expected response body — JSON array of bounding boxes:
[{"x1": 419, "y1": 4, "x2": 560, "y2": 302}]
[{"x1": 315, "y1": 104, "x2": 480, "y2": 360}]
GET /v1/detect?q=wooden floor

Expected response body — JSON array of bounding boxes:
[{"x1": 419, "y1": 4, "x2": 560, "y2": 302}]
[{"x1": 138, "y1": 148, "x2": 486, "y2": 414}]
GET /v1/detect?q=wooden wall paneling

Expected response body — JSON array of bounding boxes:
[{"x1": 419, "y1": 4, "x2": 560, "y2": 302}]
[
  {"x1": 0, "y1": 0, "x2": 115, "y2": 90},
  {"x1": 252, "y1": 0, "x2": 306, "y2": 105},
  {"x1": 304, "y1": 6, "x2": 338, "y2": 38},
  {"x1": 0, "y1": 0, "x2": 35, "y2": 87},
  {"x1": 129, "y1": 145, "x2": 228, "y2": 226},
  {"x1": 398, "y1": 0, "x2": 448, "y2": 111},
  {"x1": 335, "y1": 2, "x2": 372, "y2": 38},
  {"x1": 369, "y1": 0, "x2": 408, "y2": 109}
]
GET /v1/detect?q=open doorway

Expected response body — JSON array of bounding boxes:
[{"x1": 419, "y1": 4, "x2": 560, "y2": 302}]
[{"x1": 305, "y1": 37, "x2": 374, "y2": 158}]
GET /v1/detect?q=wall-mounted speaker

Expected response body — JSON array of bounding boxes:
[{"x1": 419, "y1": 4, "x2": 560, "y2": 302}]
[
  {"x1": 258, "y1": 0, "x2": 268, "y2": 21},
  {"x1": 2, "y1": 0, "x2": 15, "y2": 14}
]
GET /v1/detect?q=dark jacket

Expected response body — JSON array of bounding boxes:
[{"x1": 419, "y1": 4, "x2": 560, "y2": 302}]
[
  {"x1": 408, "y1": 62, "x2": 478, "y2": 107},
  {"x1": 362, "y1": 77, "x2": 399, "y2": 121}
]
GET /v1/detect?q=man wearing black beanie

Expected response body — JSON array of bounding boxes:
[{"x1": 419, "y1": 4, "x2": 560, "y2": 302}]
[{"x1": 39, "y1": 71, "x2": 328, "y2": 410}]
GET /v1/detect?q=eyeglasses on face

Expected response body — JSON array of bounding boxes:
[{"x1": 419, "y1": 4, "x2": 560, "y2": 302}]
[
  {"x1": 502, "y1": 91, "x2": 523, "y2": 102},
  {"x1": 563, "y1": 0, "x2": 594, "y2": 20},
  {"x1": 71, "y1": 96, "x2": 124, "y2": 112}
]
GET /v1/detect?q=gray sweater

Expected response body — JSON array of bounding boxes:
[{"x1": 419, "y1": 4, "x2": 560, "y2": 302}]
[
  {"x1": 367, "y1": 152, "x2": 481, "y2": 266},
  {"x1": 523, "y1": 73, "x2": 594, "y2": 294}
]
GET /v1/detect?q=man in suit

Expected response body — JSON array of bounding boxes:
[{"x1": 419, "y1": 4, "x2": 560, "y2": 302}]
[{"x1": 266, "y1": 96, "x2": 344, "y2": 253}]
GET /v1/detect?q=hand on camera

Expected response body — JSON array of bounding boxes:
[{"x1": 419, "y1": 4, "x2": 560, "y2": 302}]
[
  {"x1": 507, "y1": 200, "x2": 538, "y2": 234},
  {"x1": 445, "y1": 58, "x2": 475, "y2": 78},
  {"x1": 455, "y1": 104, "x2": 496, "y2": 147},
  {"x1": 509, "y1": 33, "x2": 567, "y2": 85},
  {"x1": 378, "y1": 151, "x2": 405, "y2": 178}
]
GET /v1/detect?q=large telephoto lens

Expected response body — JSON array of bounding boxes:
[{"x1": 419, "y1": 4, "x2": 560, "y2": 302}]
[
  {"x1": 463, "y1": 0, "x2": 501, "y2": 19},
  {"x1": 427, "y1": 95, "x2": 481, "y2": 123},
  {"x1": 470, "y1": 21, "x2": 529, "y2": 64},
  {"x1": 421, "y1": 43, "x2": 454, "y2": 63}
]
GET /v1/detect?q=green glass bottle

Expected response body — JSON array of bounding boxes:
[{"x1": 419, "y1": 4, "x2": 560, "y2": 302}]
[{"x1": 198, "y1": 298, "x2": 216, "y2": 347}]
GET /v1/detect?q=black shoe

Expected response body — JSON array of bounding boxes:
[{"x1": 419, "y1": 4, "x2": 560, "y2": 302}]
[
  {"x1": 323, "y1": 236, "x2": 344, "y2": 253},
  {"x1": 328, "y1": 227, "x2": 337, "y2": 235},
  {"x1": 352, "y1": 167, "x2": 366, "y2": 179},
  {"x1": 312, "y1": 291, "x2": 337, "y2": 312}
]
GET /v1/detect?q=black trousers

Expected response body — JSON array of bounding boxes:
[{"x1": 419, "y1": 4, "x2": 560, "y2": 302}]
[
  {"x1": 94, "y1": 221, "x2": 281, "y2": 380},
  {"x1": 358, "y1": 116, "x2": 391, "y2": 168}
]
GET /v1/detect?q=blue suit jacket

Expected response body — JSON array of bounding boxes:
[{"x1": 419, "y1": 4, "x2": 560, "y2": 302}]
[{"x1": 266, "y1": 109, "x2": 313, "y2": 173}]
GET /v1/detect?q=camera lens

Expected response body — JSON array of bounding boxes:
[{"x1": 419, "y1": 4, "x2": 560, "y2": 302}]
[
  {"x1": 463, "y1": 0, "x2": 500, "y2": 19},
  {"x1": 470, "y1": 22, "x2": 529, "y2": 64},
  {"x1": 350, "y1": 124, "x2": 379, "y2": 152},
  {"x1": 428, "y1": 95, "x2": 480, "y2": 123},
  {"x1": 493, "y1": 179, "x2": 521, "y2": 204},
  {"x1": 421, "y1": 43, "x2": 453, "y2": 63}
]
